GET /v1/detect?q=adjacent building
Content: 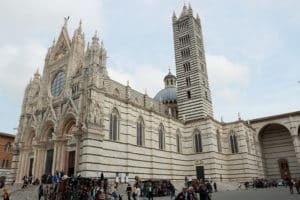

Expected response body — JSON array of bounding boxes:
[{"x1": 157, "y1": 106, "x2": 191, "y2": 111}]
[{"x1": 0, "y1": 132, "x2": 15, "y2": 183}]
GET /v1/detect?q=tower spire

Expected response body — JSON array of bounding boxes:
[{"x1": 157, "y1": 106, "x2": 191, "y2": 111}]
[{"x1": 172, "y1": 10, "x2": 177, "y2": 21}]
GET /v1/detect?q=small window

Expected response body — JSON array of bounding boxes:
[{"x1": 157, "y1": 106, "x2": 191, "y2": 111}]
[
  {"x1": 187, "y1": 91, "x2": 191, "y2": 99},
  {"x1": 4, "y1": 143, "x2": 11, "y2": 152},
  {"x1": 176, "y1": 133, "x2": 181, "y2": 153},
  {"x1": 217, "y1": 130, "x2": 221, "y2": 152},
  {"x1": 205, "y1": 91, "x2": 208, "y2": 100},
  {"x1": 158, "y1": 124, "x2": 165, "y2": 150},
  {"x1": 194, "y1": 130, "x2": 203, "y2": 153},
  {"x1": 183, "y1": 62, "x2": 191, "y2": 72},
  {"x1": 200, "y1": 63, "x2": 205, "y2": 72},
  {"x1": 186, "y1": 77, "x2": 191, "y2": 87},
  {"x1": 1, "y1": 160, "x2": 8, "y2": 168},
  {"x1": 137, "y1": 117, "x2": 145, "y2": 146},
  {"x1": 230, "y1": 132, "x2": 239, "y2": 154}
]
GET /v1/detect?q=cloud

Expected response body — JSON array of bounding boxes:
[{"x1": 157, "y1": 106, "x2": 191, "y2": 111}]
[
  {"x1": 0, "y1": 0, "x2": 104, "y2": 41},
  {"x1": 108, "y1": 64, "x2": 165, "y2": 98},
  {"x1": 0, "y1": 43, "x2": 46, "y2": 99},
  {"x1": 207, "y1": 54, "x2": 250, "y2": 87},
  {"x1": 206, "y1": 54, "x2": 251, "y2": 105}
]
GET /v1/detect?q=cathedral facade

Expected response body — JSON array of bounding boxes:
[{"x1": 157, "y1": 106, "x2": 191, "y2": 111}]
[{"x1": 12, "y1": 5, "x2": 300, "y2": 183}]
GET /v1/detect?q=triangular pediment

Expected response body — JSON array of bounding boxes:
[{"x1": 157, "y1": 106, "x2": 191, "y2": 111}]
[{"x1": 52, "y1": 26, "x2": 71, "y2": 61}]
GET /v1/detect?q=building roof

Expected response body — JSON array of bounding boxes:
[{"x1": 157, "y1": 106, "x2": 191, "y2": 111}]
[
  {"x1": 0, "y1": 132, "x2": 15, "y2": 138},
  {"x1": 250, "y1": 111, "x2": 300, "y2": 124}
]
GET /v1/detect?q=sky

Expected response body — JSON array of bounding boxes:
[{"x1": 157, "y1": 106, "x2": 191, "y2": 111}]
[{"x1": 0, "y1": 0, "x2": 300, "y2": 134}]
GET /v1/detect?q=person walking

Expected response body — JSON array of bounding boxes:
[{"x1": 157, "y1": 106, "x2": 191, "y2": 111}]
[
  {"x1": 170, "y1": 183, "x2": 176, "y2": 200},
  {"x1": 187, "y1": 187, "x2": 197, "y2": 200},
  {"x1": 132, "y1": 184, "x2": 137, "y2": 200},
  {"x1": 199, "y1": 184, "x2": 209, "y2": 200},
  {"x1": 147, "y1": 183, "x2": 153, "y2": 200},
  {"x1": 2, "y1": 188, "x2": 10, "y2": 200},
  {"x1": 38, "y1": 184, "x2": 44, "y2": 200},
  {"x1": 126, "y1": 183, "x2": 132, "y2": 200},
  {"x1": 295, "y1": 179, "x2": 300, "y2": 194},
  {"x1": 213, "y1": 182, "x2": 217, "y2": 192},
  {"x1": 287, "y1": 178, "x2": 294, "y2": 194},
  {"x1": 136, "y1": 185, "x2": 141, "y2": 200}
]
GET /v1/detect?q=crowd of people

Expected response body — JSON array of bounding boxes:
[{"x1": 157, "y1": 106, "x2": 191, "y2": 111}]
[
  {"x1": 2, "y1": 172, "x2": 300, "y2": 200},
  {"x1": 243, "y1": 178, "x2": 300, "y2": 194}
]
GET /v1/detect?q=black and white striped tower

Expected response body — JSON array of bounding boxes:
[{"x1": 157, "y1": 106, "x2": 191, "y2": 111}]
[{"x1": 172, "y1": 4, "x2": 213, "y2": 121}]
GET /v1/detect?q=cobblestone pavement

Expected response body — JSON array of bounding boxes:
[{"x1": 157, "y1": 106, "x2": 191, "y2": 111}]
[{"x1": 3, "y1": 185, "x2": 300, "y2": 200}]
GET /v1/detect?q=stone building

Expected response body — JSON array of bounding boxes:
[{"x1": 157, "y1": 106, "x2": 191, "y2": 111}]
[
  {"x1": 0, "y1": 132, "x2": 15, "y2": 183},
  {"x1": 12, "y1": 5, "x2": 300, "y2": 183}
]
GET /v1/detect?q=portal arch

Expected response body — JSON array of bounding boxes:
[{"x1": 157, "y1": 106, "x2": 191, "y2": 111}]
[{"x1": 258, "y1": 123, "x2": 299, "y2": 179}]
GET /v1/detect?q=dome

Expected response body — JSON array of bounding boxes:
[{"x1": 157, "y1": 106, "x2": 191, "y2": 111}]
[
  {"x1": 164, "y1": 72, "x2": 176, "y2": 81},
  {"x1": 154, "y1": 87, "x2": 177, "y2": 102}
]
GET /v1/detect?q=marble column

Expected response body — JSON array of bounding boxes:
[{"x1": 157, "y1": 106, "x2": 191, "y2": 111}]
[
  {"x1": 74, "y1": 133, "x2": 82, "y2": 175},
  {"x1": 292, "y1": 135, "x2": 300, "y2": 167}
]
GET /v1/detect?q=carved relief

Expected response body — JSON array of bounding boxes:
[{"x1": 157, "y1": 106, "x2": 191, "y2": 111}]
[{"x1": 54, "y1": 42, "x2": 68, "y2": 61}]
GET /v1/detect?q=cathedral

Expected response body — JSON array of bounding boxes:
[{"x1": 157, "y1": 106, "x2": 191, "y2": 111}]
[{"x1": 12, "y1": 5, "x2": 300, "y2": 184}]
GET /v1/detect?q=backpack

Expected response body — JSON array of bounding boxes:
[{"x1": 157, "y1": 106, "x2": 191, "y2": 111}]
[{"x1": 132, "y1": 187, "x2": 137, "y2": 194}]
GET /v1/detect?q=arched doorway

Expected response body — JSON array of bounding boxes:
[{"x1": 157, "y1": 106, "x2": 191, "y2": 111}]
[
  {"x1": 60, "y1": 116, "x2": 76, "y2": 176},
  {"x1": 259, "y1": 123, "x2": 298, "y2": 179},
  {"x1": 42, "y1": 125, "x2": 55, "y2": 175},
  {"x1": 18, "y1": 128, "x2": 35, "y2": 180}
]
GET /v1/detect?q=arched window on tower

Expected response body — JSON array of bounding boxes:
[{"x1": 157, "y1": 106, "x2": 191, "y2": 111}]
[
  {"x1": 229, "y1": 130, "x2": 238, "y2": 154},
  {"x1": 109, "y1": 108, "x2": 120, "y2": 141},
  {"x1": 194, "y1": 130, "x2": 203, "y2": 153},
  {"x1": 137, "y1": 117, "x2": 145, "y2": 146},
  {"x1": 158, "y1": 124, "x2": 165, "y2": 150},
  {"x1": 216, "y1": 130, "x2": 221, "y2": 152}
]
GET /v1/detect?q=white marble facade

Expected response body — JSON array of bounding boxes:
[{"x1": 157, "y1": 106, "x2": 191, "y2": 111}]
[{"x1": 12, "y1": 5, "x2": 300, "y2": 184}]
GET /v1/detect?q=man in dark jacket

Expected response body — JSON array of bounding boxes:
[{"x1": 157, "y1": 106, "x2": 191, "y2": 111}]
[
  {"x1": 38, "y1": 184, "x2": 43, "y2": 200},
  {"x1": 199, "y1": 184, "x2": 209, "y2": 200},
  {"x1": 126, "y1": 183, "x2": 132, "y2": 200}
]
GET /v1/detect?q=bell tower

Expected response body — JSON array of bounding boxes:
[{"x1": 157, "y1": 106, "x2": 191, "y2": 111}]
[{"x1": 172, "y1": 4, "x2": 213, "y2": 121}]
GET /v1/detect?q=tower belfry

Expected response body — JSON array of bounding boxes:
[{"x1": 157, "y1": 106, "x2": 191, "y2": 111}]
[{"x1": 172, "y1": 4, "x2": 213, "y2": 121}]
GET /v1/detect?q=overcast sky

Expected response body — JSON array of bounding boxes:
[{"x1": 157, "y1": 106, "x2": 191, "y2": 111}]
[{"x1": 0, "y1": 0, "x2": 300, "y2": 134}]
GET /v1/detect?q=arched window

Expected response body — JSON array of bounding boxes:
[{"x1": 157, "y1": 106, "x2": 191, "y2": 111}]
[
  {"x1": 109, "y1": 108, "x2": 120, "y2": 141},
  {"x1": 137, "y1": 117, "x2": 145, "y2": 146},
  {"x1": 158, "y1": 124, "x2": 165, "y2": 150},
  {"x1": 194, "y1": 130, "x2": 203, "y2": 153},
  {"x1": 230, "y1": 130, "x2": 238, "y2": 154},
  {"x1": 216, "y1": 130, "x2": 221, "y2": 152},
  {"x1": 113, "y1": 88, "x2": 120, "y2": 97},
  {"x1": 176, "y1": 132, "x2": 182, "y2": 153}
]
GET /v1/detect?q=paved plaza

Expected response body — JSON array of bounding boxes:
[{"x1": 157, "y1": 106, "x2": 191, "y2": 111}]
[
  {"x1": 211, "y1": 188, "x2": 299, "y2": 200},
  {"x1": 2, "y1": 185, "x2": 300, "y2": 200},
  {"x1": 154, "y1": 188, "x2": 299, "y2": 200}
]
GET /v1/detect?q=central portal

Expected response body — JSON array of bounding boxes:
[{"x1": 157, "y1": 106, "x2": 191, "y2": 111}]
[{"x1": 68, "y1": 151, "x2": 76, "y2": 176}]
